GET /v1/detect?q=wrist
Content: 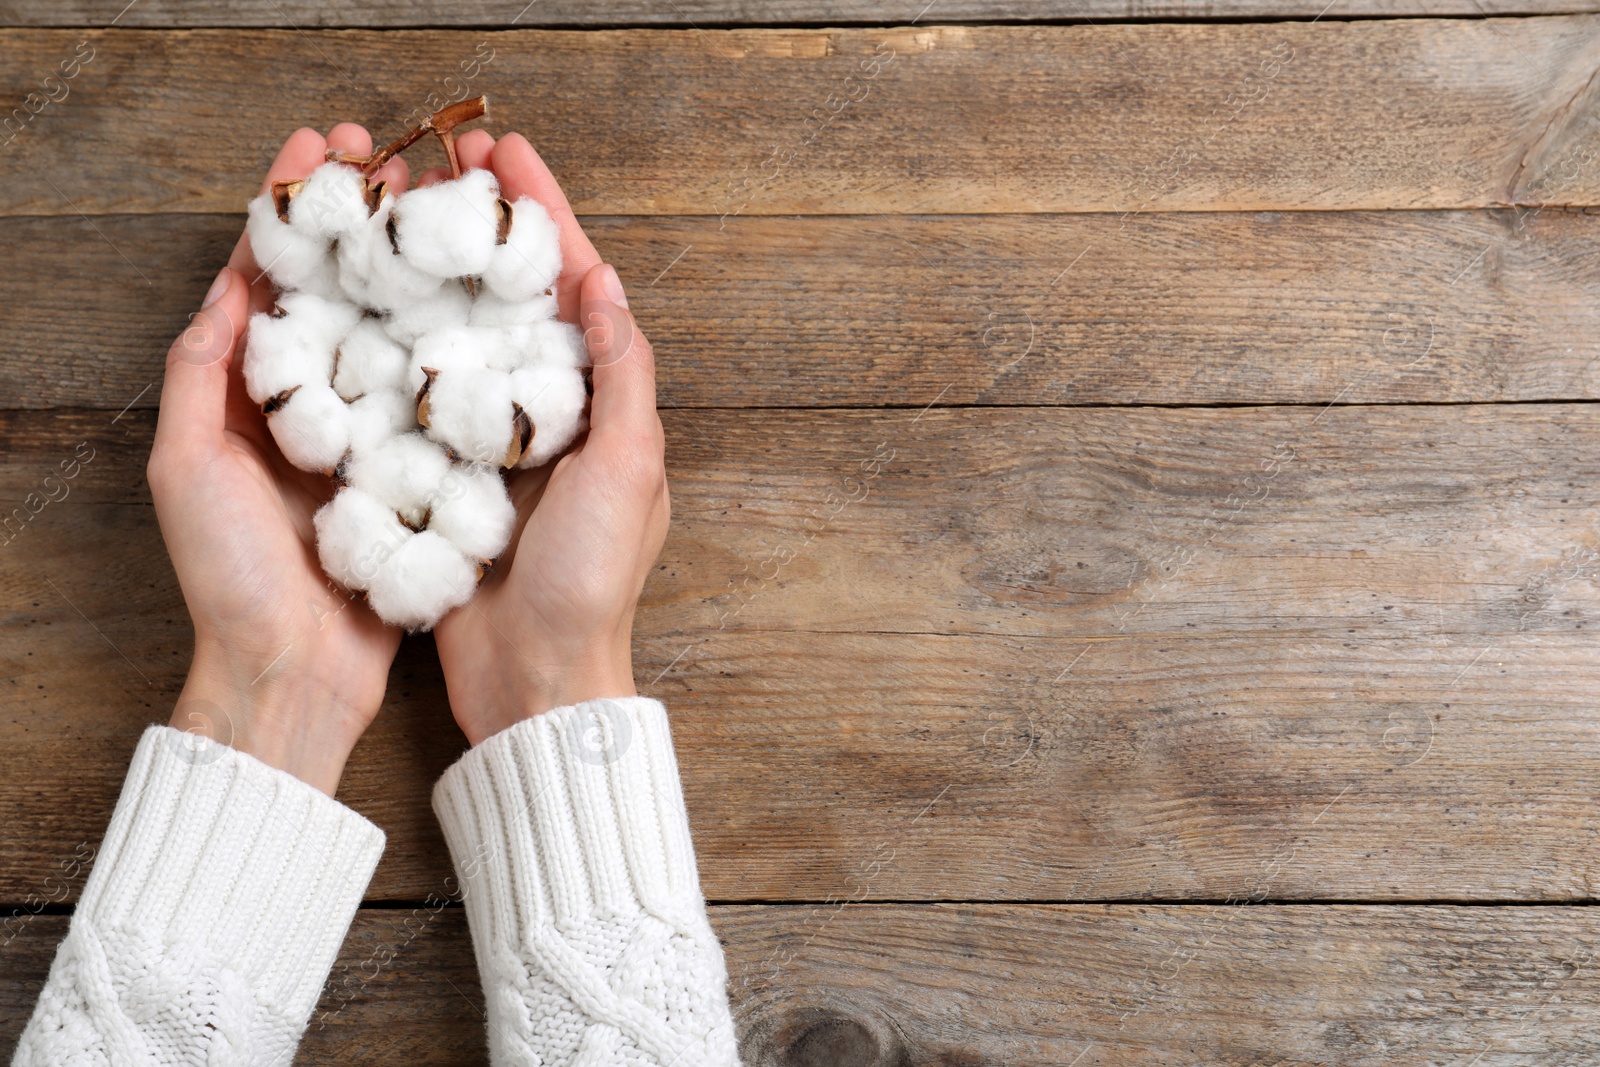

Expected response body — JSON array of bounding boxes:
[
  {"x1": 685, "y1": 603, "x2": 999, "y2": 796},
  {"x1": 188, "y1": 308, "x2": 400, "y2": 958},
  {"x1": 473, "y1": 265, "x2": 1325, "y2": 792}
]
[
  {"x1": 173, "y1": 639, "x2": 376, "y2": 794},
  {"x1": 444, "y1": 632, "x2": 637, "y2": 746}
]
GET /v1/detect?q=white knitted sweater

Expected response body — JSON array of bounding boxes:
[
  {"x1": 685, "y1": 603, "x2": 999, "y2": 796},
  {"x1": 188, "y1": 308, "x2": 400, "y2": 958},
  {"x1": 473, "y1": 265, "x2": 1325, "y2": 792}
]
[{"x1": 10, "y1": 697, "x2": 741, "y2": 1066}]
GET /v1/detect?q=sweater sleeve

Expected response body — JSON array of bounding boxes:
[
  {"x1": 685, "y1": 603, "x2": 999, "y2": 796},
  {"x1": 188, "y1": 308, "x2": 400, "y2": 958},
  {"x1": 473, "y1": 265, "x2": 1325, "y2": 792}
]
[
  {"x1": 432, "y1": 696, "x2": 742, "y2": 1067},
  {"x1": 11, "y1": 724, "x2": 385, "y2": 1067}
]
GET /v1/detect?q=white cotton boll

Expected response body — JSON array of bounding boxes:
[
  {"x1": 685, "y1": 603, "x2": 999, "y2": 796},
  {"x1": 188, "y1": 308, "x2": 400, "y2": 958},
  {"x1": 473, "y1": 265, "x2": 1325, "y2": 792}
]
[
  {"x1": 420, "y1": 366, "x2": 516, "y2": 466},
  {"x1": 428, "y1": 464, "x2": 516, "y2": 561},
  {"x1": 342, "y1": 431, "x2": 453, "y2": 527},
  {"x1": 407, "y1": 324, "x2": 515, "y2": 391},
  {"x1": 483, "y1": 196, "x2": 562, "y2": 302},
  {"x1": 393, "y1": 168, "x2": 501, "y2": 279},
  {"x1": 313, "y1": 486, "x2": 412, "y2": 592},
  {"x1": 333, "y1": 317, "x2": 410, "y2": 400},
  {"x1": 509, "y1": 363, "x2": 589, "y2": 468},
  {"x1": 243, "y1": 293, "x2": 362, "y2": 405},
  {"x1": 468, "y1": 290, "x2": 558, "y2": 328},
  {"x1": 366, "y1": 530, "x2": 479, "y2": 631},
  {"x1": 246, "y1": 195, "x2": 339, "y2": 296},
  {"x1": 339, "y1": 193, "x2": 445, "y2": 312},
  {"x1": 346, "y1": 389, "x2": 417, "y2": 454},
  {"x1": 266, "y1": 383, "x2": 351, "y2": 473},
  {"x1": 383, "y1": 282, "x2": 472, "y2": 347},
  {"x1": 515, "y1": 318, "x2": 590, "y2": 371},
  {"x1": 287, "y1": 162, "x2": 371, "y2": 242}
]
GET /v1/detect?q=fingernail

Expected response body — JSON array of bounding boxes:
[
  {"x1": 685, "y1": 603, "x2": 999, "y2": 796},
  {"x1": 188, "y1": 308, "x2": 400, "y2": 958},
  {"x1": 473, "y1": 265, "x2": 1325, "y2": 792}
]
[
  {"x1": 600, "y1": 264, "x2": 628, "y2": 308},
  {"x1": 201, "y1": 268, "x2": 230, "y2": 309}
]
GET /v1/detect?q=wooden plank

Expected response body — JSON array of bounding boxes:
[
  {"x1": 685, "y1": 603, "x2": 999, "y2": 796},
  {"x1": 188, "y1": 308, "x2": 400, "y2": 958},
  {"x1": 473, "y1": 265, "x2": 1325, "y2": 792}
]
[
  {"x1": 4, "y1": 0, "x2": 1598, "y2": 27},
  {"x1": 3, "y1": 405, "x2": 1599, "y2": 903},
  {"x1": 4, "y1": 905, "x2": 1600, "y2": 1063},
  {"x1": 4, "y1": 20, "x2": 1600, "y2": 217},
  {"x1": 7, "y1": 208, "x2": 1600, "y2": 411}
]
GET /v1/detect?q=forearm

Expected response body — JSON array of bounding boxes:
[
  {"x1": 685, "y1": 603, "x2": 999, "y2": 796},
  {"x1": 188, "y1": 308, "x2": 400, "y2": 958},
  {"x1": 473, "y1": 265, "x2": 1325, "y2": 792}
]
[
  {"x1": 433, "y1": 697, "x2": 741, "y2": 1066},
  {"x1": 12, "y1": 725, "x2": 384, "y2": 1066}
]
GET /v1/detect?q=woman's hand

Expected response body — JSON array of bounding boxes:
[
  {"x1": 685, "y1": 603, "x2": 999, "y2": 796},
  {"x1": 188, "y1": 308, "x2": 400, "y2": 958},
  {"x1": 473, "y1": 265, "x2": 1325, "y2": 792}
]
[
  {"x1": 149, "y1": 125, "x2": 412, "y2": 793},
  {"x1": 430, "y1": 132, "x2": 670, "y2": 746}
]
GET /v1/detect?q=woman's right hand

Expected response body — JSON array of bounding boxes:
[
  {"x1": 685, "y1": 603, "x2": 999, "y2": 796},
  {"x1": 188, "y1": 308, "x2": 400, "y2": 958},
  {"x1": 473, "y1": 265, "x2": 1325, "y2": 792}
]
[{"x1": 430, "y1": 132, "x2": 670, "y2": 746}]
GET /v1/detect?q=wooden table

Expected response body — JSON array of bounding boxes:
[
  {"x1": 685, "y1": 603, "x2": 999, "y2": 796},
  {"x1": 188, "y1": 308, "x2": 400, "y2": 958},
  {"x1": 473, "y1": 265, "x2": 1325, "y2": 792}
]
[{"x1": 4, "y1": 2, "x2": 1600, "y2": 1063}]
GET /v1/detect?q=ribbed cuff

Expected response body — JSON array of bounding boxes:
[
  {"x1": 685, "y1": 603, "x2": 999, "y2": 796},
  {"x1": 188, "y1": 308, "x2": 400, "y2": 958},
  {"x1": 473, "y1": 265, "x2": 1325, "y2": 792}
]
[
  {"x1": 432, "y1": 697, "x2": 705, "y2": 949},
  {"x1": 77, "y1": 725, "x2": 386, "y2": 1020}
]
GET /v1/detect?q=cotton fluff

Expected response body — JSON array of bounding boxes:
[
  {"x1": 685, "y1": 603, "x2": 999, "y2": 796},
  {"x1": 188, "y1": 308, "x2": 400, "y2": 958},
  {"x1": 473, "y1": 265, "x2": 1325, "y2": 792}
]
[
  {"x1": 267, "y1": 383, "x2": 351, "y2": 474},
  {"x1": 392, "y1": 167, "x2": 501, "y2": 279},
  {"x1": 428, "y1": 465, "x2": 517, "y2": 561},
  {"x1": 365, "y1": 531, "x2": 479, "y2": 631},
  {"x1": 333, "y1": 317, "x2": 410, "y2": 401},
  {"x1": 242, "y1": 162, "x2": 591, "y2": 630},
  {"x1": 342, "y1": 432, "x2": 453, "y2": 528},
  {"x1": 483, "y1": 196, "x2": 561, "y2": 302},
  {"x1": 383, "y1": 282, "x2": 472, "y2": 347},
  {"x1": 243, "y1": 293, "x2": 363, "y2": 405},
  {"x1": 509, "y1": 363, "x2": 589, "y2": 468},
  {"x1": 313, "y1": 486, "x2": 411, "y2": 591},
  {"x1": 288, "y1": 162, "x2": 373, "y2": 242},
  {"x1": 421, "y1": 366, "x2": 516, "y2": 466},
  {"x1": 245, "y1": 195, "x2": 339, "y2": 297},
  {"x1": 337, "y1": 193, "x2": 444, "y2": 312}
]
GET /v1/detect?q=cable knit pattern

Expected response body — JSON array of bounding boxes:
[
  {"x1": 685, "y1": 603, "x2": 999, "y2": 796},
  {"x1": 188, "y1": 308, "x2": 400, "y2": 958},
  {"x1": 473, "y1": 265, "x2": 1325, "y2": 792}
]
[
  {"x1": 11, "y1": 725, "x2": 385, "y2": 1067},
  {"x1": 433, "y1": 697, "x2": 741, "y2": 1067}
]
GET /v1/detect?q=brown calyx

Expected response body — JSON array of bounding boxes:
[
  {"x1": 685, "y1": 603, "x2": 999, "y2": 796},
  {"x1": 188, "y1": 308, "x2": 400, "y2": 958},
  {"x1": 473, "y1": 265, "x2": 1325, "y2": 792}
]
[{"x1": 504, "y1": 402, "x2": 534, "y2": 468}]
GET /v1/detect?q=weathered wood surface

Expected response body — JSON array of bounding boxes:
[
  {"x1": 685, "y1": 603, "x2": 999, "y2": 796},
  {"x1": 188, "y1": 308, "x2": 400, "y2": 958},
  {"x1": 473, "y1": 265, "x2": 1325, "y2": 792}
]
[
  {"x1": 6, "y1": 207, "x2": 1600, "y2": 412},
  {"x1": 6, "y1": 20, "x2": 1600, "y2": 217},
  {"x1": 4, "y1": 905, "x2": 1599, "y2": 1064},
  {"x1": 3, "y1": 0, "x2": 1597, "y2": 25},
  {"x1": 4, "y1": 404, "x2": 1598, "y2": 903}
]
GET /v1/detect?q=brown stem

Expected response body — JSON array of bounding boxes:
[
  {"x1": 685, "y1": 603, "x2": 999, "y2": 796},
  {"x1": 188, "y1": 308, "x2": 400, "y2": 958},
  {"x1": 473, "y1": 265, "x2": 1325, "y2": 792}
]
[{"x1": 326, "y1": 96, "x2": 490, "y2": 178}]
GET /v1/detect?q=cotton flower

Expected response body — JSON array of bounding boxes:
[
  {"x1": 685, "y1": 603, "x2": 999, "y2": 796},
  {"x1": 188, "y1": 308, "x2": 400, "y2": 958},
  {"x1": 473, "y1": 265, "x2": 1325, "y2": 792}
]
[
  {"x1": 313, "y1": 487, "x2": 411, "y2": 591},
  {"x1": 428, "y1": 464, "x2": 517, "y2": 561},
  {"x1": 249, "y1": 163, "x2": 590, "y2": 630},
  {"x1": 333, "y1": 317, "x2": 410, "y2": 401},
  {"x1": 243, "y1": 293, "x2": 362, "y2": 405},
  {"x1": 245, "y1": 195, "x2": 339, "y2": 297},
  {"x1": 265, "y1": 382, "x2": 351, "y2": 474},
  {"x1": 418, "y1": 365, "x2": 517, "y2": 466},
  {"x1": 365, "y1": 531, "x2": 479, "y2": 631},
  {"x1": 509, "y1": 363, "x2": 589, "y2": 468},
  {"x1": 483, "y1": 196, "x2": 561, "y2": 302},
  {"x1": 392, "y1": 167, "x2": 501, "y2": 279},
  {"x1": 342, "y1": 431, "x2": 453, "y2": 528},
  {"x1": 287, "y1": 162, "x2": 372, "y2": 242},
  {"x1": 383, "y1": 281, "x2": 471, "y2": 347},
  {"x1": 337, "y1": 192, "x2": 444, "y2": 312}
]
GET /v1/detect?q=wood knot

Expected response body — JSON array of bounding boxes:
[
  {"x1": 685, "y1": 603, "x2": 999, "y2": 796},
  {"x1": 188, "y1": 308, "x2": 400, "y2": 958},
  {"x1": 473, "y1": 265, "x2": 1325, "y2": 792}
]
[{"x1": 780, "y1": 1011, "x2": 901, "y2": 1067}]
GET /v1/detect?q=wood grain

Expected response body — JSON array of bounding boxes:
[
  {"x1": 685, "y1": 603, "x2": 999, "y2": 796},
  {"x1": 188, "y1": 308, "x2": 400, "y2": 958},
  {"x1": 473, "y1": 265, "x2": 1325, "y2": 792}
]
[
  {"x1": 3, "y1": 0, "x2": 1597, "y2": 25},
  {"x1": 5, "y1": 20, "x2": 1600, "y2": 216},
  {"x1": 3, "y1": 404, "x2": 1598, "y2": 903},
  {"x1": 6, "y1": 208, "x2": 1600, "y2": 411},
  {"x1": 4, "y1": 905, "x2": 1599, "y2": 1064}
]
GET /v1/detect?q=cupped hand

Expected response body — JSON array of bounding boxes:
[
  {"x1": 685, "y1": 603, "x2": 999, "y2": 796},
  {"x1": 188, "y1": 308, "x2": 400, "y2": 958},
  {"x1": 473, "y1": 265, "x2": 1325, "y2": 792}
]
[
  {"x1": 149, "y1": 124, "x2": 412, "y2": 793},
  {"x1": 430, "y1": 132, "x2": 669, "y2": 746}
]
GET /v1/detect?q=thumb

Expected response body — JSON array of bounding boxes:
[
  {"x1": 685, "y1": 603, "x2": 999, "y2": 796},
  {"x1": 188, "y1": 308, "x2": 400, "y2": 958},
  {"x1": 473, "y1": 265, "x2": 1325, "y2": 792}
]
[
  {"x1": 156, "y1": 267, "x2": 248, "y2": 451},
  {"x1": 579, "y1": 263, "x2": 656, "y2": 442}
]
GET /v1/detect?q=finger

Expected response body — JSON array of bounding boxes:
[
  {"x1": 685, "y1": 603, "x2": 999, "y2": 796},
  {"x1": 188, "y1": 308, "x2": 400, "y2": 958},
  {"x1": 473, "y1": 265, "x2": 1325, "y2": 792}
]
[
  {"x1": 455, "y1": 129, "x2": 495, "y2": 173},
  {"x1": 414, "y1": 166, "x2": 451, "y2": 189},
  {"x1": 155, "y1": 267, "x2": 251, "y2": 453},
  {"x1": 490, "y1": 133, "x2": 601, "y2": 322},
  {"x1": 324, "y1": 121, "x2": 372, "y2": 160},
  {"x1": 580, "y1": 264, "x2": 656, "y2": 440},
  {"x1": 371, "y1": 153, "x2": 410, "y2": 192}
]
